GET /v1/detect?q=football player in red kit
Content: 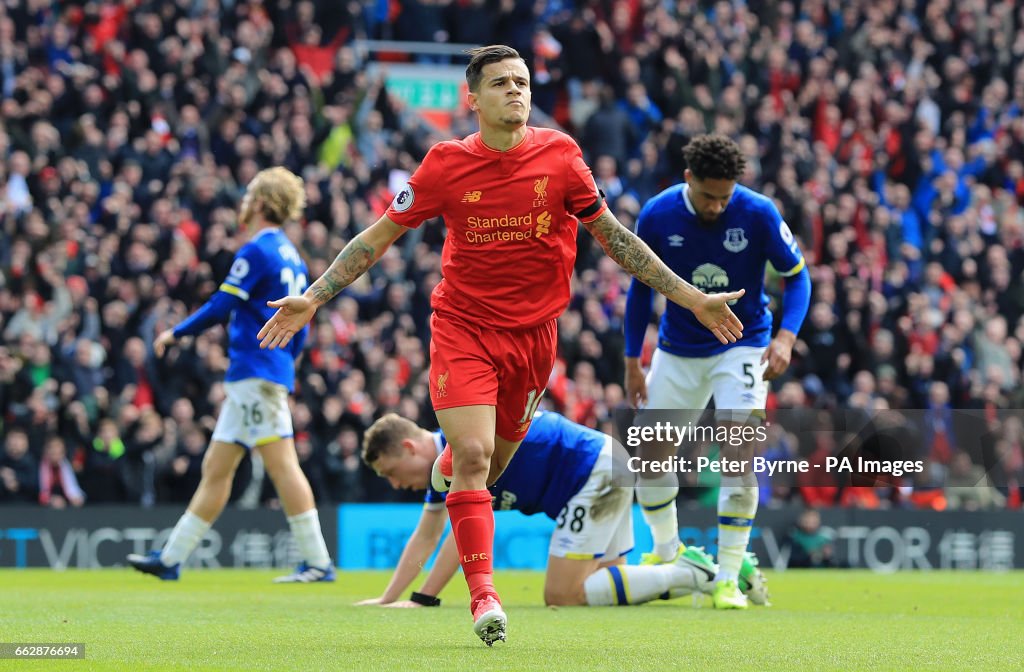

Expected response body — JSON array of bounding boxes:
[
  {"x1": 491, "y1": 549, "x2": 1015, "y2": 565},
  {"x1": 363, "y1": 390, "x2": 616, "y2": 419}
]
[{"x1": 258, "y1": 44, "x2": 745, "y2": 645}]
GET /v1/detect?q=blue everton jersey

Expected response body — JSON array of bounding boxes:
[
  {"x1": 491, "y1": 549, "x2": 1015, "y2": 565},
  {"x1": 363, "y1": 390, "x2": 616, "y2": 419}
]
[
  {"x1": 424, "y1": 411, "x2": 604, "y2": 519},
  {"x1": 625, "y1": 183, "x2": 805, "y2": 358},
  {"x1": 219, "y1": 228, "x2": 309, "y2": 390}
]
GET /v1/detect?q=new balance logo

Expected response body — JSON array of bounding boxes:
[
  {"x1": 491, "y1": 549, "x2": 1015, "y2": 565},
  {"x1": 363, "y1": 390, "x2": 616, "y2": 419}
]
[{"x1": 461, "y1": 190, "x2": 482, "y2": 203}]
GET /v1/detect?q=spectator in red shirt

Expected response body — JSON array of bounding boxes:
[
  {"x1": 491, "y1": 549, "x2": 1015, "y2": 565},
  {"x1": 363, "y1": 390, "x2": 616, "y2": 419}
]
[{"x1": 38, "y1": 436, "x2": 85, "y2": 509}]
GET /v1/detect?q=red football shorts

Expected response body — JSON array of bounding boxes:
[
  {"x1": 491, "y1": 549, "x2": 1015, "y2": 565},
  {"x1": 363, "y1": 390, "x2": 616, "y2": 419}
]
[{"x1": 428, "y1": 311, "x2": 557, "y2": 441}]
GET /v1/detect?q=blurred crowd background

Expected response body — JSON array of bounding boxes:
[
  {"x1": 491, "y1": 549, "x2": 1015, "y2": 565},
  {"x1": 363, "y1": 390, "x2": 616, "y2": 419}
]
[{"x1": 1, "y1": 0, "x2": 1023, "y2": 511}]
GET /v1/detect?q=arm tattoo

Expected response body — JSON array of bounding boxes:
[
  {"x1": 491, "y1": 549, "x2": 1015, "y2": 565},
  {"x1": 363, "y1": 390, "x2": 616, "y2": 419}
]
[
  {"x1": 583, "y1": 211, "x2": 681, "y2": 296},
  {"x1": 309, "y1": 238, "x2": 377, "y2": 306}
]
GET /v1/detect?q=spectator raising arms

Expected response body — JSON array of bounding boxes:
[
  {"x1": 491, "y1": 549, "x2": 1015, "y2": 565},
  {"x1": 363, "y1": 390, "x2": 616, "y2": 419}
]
[{"x1": 1, "y1": 0, "x2": 1023, "y2": 514}]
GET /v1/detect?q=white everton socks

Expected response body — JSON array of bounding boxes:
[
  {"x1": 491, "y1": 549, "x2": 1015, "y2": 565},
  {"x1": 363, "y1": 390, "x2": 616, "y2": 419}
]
[
  {"x1": 160, "y1": 510, "x2": 212, "y2": 566},
  {"x1": 583, "y1": 564, "x2": 702, "y2": 606},
  {"x1": 161, "y1": 508, "x2": 331, "y2": 570},
  {"x1": 635, "y1": 471, "x2": 680, "y2": 561},
  {"x1": 287, "y1": 508, "x2": 332, "y2": 569},
  {"x1": 715, "y1": 473, "x2": 758, "y2": 583}
]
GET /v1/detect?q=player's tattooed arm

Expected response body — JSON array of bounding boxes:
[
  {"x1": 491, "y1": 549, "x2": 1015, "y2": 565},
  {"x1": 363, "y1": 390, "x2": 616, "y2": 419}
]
[
  {"x1": 260, "y1": 216, "x2": 408, "y2": 350},
  {"x1": 584, "y1": 211, "x2": 744, "y2": 343},
  {"x1": 306, "y1": 217, "x2": 408, "y2": 307},
  {"x1": 583, "y1": 210, "x2": 702, "y2": 308},
  {"x1": 309, "y1": 239, "x2": 376, "y2": 306}
]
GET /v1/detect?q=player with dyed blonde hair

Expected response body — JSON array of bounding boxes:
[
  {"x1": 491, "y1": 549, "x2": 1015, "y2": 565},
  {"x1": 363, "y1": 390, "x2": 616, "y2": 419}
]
[{"x1": 129, "y1": 167, "x2": 334, "y2": 583}]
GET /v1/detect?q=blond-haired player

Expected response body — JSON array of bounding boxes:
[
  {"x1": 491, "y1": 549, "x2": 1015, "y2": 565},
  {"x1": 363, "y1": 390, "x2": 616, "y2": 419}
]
[{"x1": 128, "y1": 167, "x2": 334, "y2": 583}]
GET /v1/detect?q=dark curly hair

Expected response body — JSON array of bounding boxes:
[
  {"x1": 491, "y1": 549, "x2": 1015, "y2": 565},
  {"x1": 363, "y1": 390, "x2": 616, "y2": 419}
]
[{"x1": 682, "y1": 134, "x2": 746, "y2": 181}]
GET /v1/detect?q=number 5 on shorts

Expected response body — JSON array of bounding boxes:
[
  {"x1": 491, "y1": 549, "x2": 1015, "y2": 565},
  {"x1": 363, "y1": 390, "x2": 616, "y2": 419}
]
[
  {"x1": 517, "y1": 389, "x2": 544, "y2": 424},
  {"x1": 742, "y1": 363, "x2": 756, "y2": 388}
]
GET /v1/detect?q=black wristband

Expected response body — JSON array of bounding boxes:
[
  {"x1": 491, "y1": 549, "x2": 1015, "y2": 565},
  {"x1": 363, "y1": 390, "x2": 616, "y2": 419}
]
[
  {"x1": 575, "y1": 190, "x2": 606, "y2": 220},
  {"x1": 409, "y1": 591, "x2": 441, "y2": 607}
]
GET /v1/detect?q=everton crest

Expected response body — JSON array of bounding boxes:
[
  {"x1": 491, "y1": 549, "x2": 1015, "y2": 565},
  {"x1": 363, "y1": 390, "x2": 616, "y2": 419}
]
[{"x1": 723, "y1": 228, "x2": 748, "y2": 252}]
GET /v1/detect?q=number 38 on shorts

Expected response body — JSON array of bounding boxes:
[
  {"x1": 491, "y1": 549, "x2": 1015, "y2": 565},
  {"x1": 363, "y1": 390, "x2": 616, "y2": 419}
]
[{"x1": 548, "y1": 440, "x2": 634, "y2": 561}]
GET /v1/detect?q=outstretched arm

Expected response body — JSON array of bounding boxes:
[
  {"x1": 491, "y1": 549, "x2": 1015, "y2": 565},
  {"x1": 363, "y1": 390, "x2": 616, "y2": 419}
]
[
  {"x1": 582, "y1": 210, "x2": 745, "y2": 344},
  {"x1": 354, "y1": 506, "x2": 447, "y2": 605},
  {"x1": 258, "y1": 216, "x2": 408, "y2": 349},
  {"x1": 306, "y1": 216, "x2": 407, "y2": 306},
  {"x1": 154, "y1": 289, "x2": 245, "y2": 357}
]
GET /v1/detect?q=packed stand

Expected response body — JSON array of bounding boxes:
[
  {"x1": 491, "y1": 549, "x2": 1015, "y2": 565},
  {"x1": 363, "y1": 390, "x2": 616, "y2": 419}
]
[{"x1": 0, "y1": 0, "x2": 1022, "y2": 509}]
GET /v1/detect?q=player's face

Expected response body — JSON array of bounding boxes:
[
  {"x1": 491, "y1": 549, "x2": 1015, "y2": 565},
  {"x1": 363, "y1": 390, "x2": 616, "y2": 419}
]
[
  {"x1": 685, "y1": 171, "x2": 736, "y2": 224},
  {"x1": 469, "y1": 59, "x2": 531, "y2": 129},
  {"x1": 372, "y1": 450, "x2": 430, "y2": 491}
]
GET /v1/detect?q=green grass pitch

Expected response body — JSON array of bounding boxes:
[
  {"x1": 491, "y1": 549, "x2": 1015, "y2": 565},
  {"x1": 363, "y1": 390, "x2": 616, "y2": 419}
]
[{"x1": 1, "y1": 569, "x2": 1020, "y2": 671}]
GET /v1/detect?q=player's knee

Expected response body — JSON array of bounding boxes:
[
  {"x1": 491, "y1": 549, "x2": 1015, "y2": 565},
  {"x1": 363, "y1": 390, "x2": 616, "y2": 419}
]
[
  {"x1": 636, "y1": 471, "x2": 678, "y2": 488},
  {"x1": 544, "y1": 585, "x2": 587, "y2": 607},
  {"x1": 727, "y1": 483, "x2": 758, "y2": 509},
  {"x1": 262, "y1": 457, "x2": 299, "y2": 484},
  {"x1": 199, "y1": 470, "x2": 232, "y2": 491},
  {"x1": 451, "y1": 437, "x2": 492, "y2": 479},
  {"x1": 200, "y1": 458, "x2": 235, "y2": 484}
]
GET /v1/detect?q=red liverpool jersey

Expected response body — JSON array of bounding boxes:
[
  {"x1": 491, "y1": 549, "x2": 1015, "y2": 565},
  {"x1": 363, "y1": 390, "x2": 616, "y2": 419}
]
[{"x1": 385, "y1": 127, "x2": 607, "y2": 329}]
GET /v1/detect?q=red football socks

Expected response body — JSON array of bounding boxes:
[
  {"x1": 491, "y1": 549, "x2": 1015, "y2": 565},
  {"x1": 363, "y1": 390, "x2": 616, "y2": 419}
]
[{"x1": 446, "y1": 489, "x2": 498, "y2": 609}]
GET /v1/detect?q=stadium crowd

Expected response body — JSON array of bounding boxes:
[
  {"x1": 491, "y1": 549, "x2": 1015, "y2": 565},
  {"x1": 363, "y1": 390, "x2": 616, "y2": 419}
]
[{"x1": 1, "y1": 0, "x2": 1022, "y2": 510}]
